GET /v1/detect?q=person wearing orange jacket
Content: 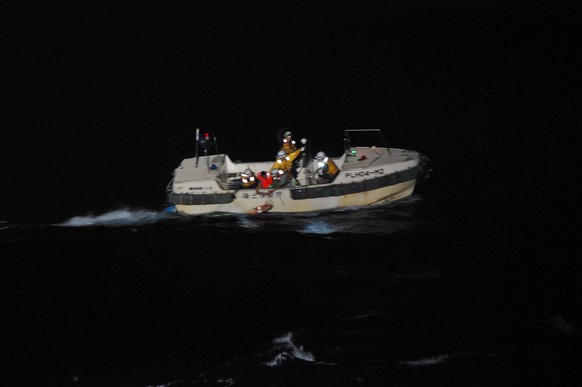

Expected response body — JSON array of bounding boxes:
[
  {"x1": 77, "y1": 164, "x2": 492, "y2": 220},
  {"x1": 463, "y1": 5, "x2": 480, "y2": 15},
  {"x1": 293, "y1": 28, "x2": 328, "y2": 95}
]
[{"x1": 256, "y1": 171, "x2": 273, "y2": 192}]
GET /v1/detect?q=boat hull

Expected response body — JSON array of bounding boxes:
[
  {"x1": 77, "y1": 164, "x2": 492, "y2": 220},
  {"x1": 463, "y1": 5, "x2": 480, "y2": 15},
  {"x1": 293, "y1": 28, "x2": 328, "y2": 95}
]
[
  {"x1": 167, "y1": 135, "x2": 423, "y2": 215},
  {"x1": 173, "y1": 179, "x2": 416, "y2": 215}
]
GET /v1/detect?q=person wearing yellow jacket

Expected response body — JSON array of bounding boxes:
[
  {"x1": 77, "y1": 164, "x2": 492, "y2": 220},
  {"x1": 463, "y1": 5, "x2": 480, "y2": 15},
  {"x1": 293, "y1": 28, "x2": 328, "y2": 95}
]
[
  {"x1": 280, "y1": 130, "x2": 297, "y2": 154},
  {"x1": 272, "y1": 148, "x2": 303, "y2": 186},
  {"x1": 239, "y1": 168, "x2": 257, "y2": 189},
  {"x1": 314, "y1": 151, "x2": 339, "y2": 183}
]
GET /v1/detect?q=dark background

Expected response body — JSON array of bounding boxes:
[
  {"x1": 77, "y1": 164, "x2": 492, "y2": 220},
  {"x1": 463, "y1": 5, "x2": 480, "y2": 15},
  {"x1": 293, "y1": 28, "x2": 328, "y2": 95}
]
[
  {"x1": 2, "y1": 0, "x2": 579, "y2": 224},
  {"x1": 2, "y1": 2, "x2": 582, "y2": 386}
]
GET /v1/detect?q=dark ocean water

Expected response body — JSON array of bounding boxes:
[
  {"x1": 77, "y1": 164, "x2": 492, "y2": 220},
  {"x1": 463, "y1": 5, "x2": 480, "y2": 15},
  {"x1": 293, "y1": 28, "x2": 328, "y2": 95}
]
[
  {"x1": 2, "y1": 1, "x2": 581, "y2": 386},
  {"x1": 2, "y1": 188, "x2": 581, "y2": 386}
]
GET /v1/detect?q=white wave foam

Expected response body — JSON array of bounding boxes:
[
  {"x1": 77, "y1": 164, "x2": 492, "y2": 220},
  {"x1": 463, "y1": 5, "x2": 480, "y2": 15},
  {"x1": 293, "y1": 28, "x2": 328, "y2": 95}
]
[
  {"x1": 399, "y1": 352, "x2": 494, "y2": 367},
  {"x1": 299, "y1": 220, "x2": 340, "y2": 235},
  {"x1": 400, "y1": 354, "x2": 451, "y2": 367},
  {"x1": 262, "y1": 332, "x2": 315, "y2": 367},
  {"x1": 547, "y1": 315, "x2": 578, "y2": 335},
  {"x1": 55, "y1": 208, "x2": 168, "y2": 227},
  {"x1": 144, "y1": 377, "x2": 234, "y2": 387}
]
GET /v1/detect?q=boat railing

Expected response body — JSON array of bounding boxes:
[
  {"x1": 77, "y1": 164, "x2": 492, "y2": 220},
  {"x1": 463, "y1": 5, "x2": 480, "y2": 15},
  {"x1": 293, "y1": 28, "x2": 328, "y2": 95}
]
[
  {"x1": 220, "y1": 172, "x2": 242, "y2": 190},
  {"x1": 166, "y1": 178, "x2": 174, "y2": 193},
  {"x1": 344, "y1": 129, "x2": 391, "y2": 155}
]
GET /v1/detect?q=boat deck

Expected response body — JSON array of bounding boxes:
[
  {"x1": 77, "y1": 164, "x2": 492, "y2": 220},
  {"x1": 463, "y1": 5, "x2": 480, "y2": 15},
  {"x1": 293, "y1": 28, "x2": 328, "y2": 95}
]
[
  {"x1": 342, "y1": 148, "x2": 416, "y2": 170},
  {"x1": 172, "y1": 147, "x2": 418, "y2": 190}
]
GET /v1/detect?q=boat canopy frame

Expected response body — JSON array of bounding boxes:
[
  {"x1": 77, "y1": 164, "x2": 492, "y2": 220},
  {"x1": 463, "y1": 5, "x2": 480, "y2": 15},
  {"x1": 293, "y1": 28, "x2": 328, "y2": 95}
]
[{"x1": 343, "y1": 129, "x2": 391, "y2": 155}]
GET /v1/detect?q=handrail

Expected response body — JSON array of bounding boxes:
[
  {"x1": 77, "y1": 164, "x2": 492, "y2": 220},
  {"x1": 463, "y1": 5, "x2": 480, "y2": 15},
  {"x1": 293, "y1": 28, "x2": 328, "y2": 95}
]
[
  {"x1": 344, "y1": 128, "x2": 391, "y2": 155},
  {"x1": 166, "y1": 178, "x2": 174, "y2": 193}
]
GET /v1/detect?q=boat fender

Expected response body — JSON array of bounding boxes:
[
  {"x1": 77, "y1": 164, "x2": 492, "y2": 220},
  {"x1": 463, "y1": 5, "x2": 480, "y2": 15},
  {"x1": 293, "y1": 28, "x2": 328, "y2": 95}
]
[{"x1": 246, "y1": 203, "x2": 273, "y2": 215}]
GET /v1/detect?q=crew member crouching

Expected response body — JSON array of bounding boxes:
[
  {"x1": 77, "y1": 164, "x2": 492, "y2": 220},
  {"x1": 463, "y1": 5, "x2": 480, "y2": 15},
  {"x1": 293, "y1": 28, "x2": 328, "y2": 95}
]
[
  {"x1": 236, "y1": 168, "x2": 257, "y2": 189},
  {"x1": 314, "y1": 151, "x2": 339, "y2": 184},
  {"x1": 269, "y1": 168, "x2": 288, "y2": 190}
]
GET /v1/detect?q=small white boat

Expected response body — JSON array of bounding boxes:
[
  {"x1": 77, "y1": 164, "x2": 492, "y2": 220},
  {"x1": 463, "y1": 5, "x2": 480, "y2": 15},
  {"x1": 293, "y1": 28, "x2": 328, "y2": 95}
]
[{"x1": 165, "y1": 129, "x2": 423, "y2": 215}]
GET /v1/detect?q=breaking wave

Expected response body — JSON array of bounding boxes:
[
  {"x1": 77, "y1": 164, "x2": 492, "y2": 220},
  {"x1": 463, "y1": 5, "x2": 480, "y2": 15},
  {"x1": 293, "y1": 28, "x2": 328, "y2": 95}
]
[
  {"x1": 139, "y1": 332, "x2": 316, "y2": 387},
  {"x1": 55, "y1": 208, "x2": 170, "y2": 227},
  {"x1": 259, "y1": 331, "x2": 316, "y2": 367}
]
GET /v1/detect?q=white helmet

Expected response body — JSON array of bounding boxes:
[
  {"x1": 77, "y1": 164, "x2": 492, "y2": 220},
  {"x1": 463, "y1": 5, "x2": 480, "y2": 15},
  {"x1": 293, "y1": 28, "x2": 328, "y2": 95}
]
[
  {"x1": 242, "y1": 168, "x2": 253, "y2": 176},
  {"x1": 276, "y1": 150, "x2": 286, "y2": 158},
  {"x1": 315, "y1": 151, "x2": 326, "y2": 160}
]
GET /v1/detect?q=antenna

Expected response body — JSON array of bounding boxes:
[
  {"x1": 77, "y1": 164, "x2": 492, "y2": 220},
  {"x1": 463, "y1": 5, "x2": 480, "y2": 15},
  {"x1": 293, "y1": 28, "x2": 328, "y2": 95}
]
[{"x1": 195, "y1": 128, "x2": 200, "y2": 167}]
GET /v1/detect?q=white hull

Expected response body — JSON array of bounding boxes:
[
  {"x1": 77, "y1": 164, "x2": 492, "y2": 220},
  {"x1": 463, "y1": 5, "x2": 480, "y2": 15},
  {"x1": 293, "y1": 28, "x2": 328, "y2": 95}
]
[
  {"x1": 174, "y1": 179, "x2": 416, "y2": 215},
  {"x1": 166, "y1": 131, "x2": 421, "y2": 215}
]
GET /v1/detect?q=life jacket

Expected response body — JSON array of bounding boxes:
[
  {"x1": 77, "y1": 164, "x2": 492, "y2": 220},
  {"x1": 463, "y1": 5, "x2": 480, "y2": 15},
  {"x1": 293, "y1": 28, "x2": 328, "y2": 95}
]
[
  {"x1": 256, "y1": 173, "x2": 273, "y2": 189},
  {"x1": 241, "y1": 175, "x2": 256, "y2": 188},
  {"x1": 316, "y1": 157, "x2": 339, "y2": 181},
  {"x1": 281, "y1": 139, "x2": 297, "y2": 154},
  {"x1": 271, "y1": 148, "x2": 302, "y2": 174},
  {"x1": 326, "y1": 159, "x2": 339, "y2": 176}
]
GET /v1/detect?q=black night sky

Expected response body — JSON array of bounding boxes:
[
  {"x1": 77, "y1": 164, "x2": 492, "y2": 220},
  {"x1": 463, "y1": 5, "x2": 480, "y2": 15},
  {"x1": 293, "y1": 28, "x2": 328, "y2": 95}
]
[
  {"x1": 2, "y1": 2, "x2": 582, "y2": 386},
  {"x1": 1, "y1": 0, "x2": 580, "y2": 223}
]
